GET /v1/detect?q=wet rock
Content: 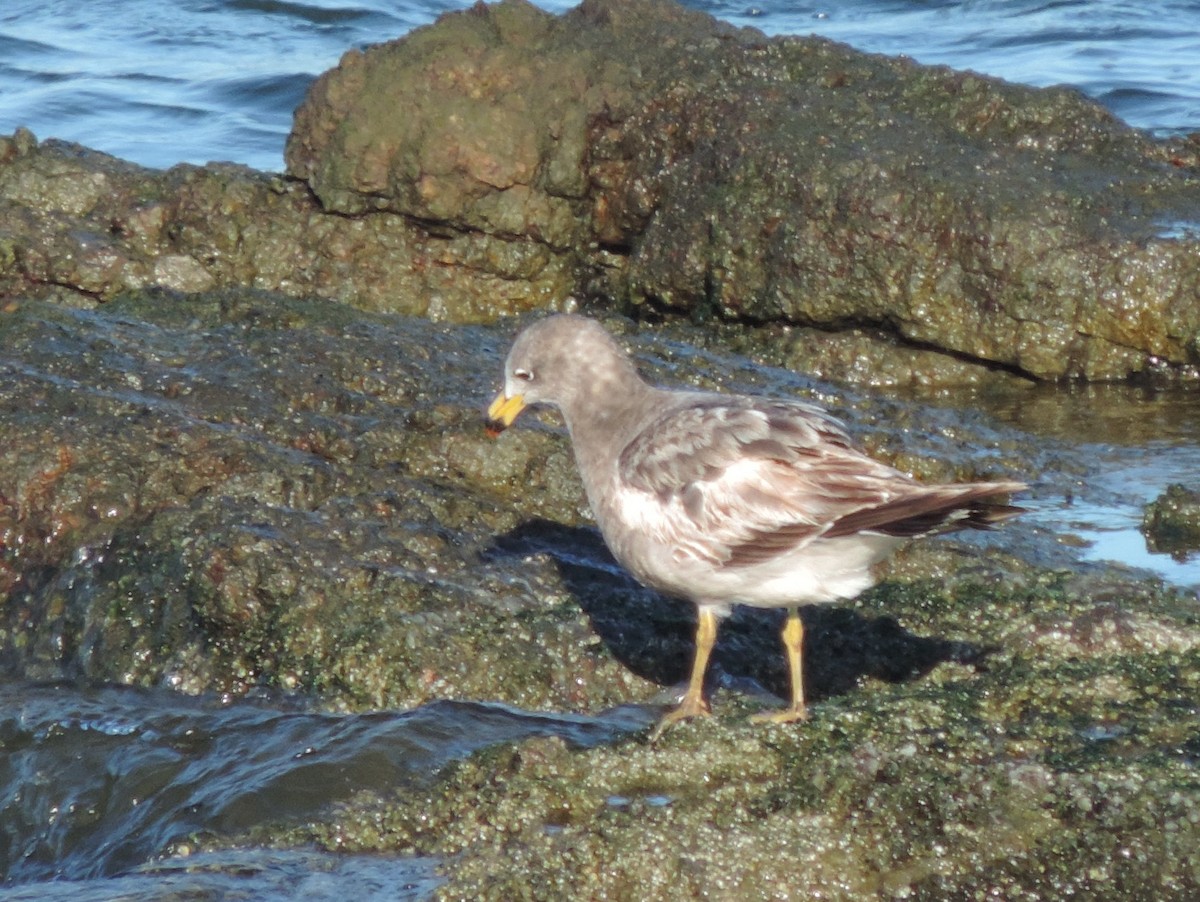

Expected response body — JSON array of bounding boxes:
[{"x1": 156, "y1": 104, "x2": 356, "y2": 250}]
[
  {"x1": 5, "y1": 0, "x2": 1200, "y2": 378},
  {"x1": 247, "y1": 568, "x2": 1200, "y2": 901},
  {"x1": 1, "y1": 288, "x2": 1198, "y2": 899},
  {"x1": 0, "y1": 132, "x2": 575, "y2": 321},
  {"x1": 0, "y1": 293, "x2": 649, "y2": 711},
  {"x1": 1143, "y1": 483, "x2": 1200, "y2": 558},
  {"x1": 288, "y1": 0, "x2": 1200, "y2": 380},
  {"x1": 0, "y1": 291, "x2": 1030, "y2": 706}
]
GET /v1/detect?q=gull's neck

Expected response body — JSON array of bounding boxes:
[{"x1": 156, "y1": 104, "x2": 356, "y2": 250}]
[{"x1": 558, "y1": 363, "x2": 662, "y2": 495}]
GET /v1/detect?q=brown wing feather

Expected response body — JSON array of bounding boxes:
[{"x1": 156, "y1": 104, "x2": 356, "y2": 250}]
[
  {"x1": 822, "y1": 482, "x2": 1027, "y2": 538},
  {"x1": 723, "y1": 479, "x2": 1025, "y2": 567},
  {"x1": 619, "y1": 397, "x2": 1026, "y2": 570},
  {"x1": 619, "y1": 398, "x2": 855, "y2": 496},
  {"x1": 620, "y1": 398, "x2": 977, "y2": 566}
]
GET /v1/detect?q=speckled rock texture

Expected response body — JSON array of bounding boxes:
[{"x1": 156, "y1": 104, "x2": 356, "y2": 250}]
[
  {"x1": 2, "y1": 290, "x2": 1199, "y2": 899},
  {"x1": 1144, "y1": 483, "x2": 1200, "y2": 557},
  {"x1": 0, "y1": 293, "x2": 1036, "y2": 707},
  {"x1": 3, "y1": 0, "x2": 1200, "y2": 378},
  {"x1": 0, "y1": 127, "x2": 566, "y2": 321},
  {"x1": 287, "y1": 0, "x2": 1200, "y2": 379}
]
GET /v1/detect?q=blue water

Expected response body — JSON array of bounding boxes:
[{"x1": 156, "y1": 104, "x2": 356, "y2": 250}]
[{"x1": 0, "y1": 0, "x2": 1197, "y2": 172}]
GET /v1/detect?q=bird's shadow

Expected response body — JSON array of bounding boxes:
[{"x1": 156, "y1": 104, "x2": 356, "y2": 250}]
[{"x1": 484, "y1": 518, "x2": 990, "y2": 708}]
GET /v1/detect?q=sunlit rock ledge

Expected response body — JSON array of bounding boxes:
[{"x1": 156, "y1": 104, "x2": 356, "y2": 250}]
[{"x1": 3, "y1": 0, "x2": 1200, "y2": 380}]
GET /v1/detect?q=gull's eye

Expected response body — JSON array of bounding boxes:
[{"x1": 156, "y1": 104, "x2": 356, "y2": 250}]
[{"x1": 513, "y1": 368, "x2": 534, "y2": 382}]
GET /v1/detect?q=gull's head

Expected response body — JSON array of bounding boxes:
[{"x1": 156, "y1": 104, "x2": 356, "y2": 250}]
[{"x1": 485, "y1": 314, "x2": 635, "y2": 436}]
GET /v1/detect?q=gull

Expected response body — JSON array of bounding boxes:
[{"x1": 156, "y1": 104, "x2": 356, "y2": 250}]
[{"x1": 486, "y1": 314, "x2": 1025, "y2": 738}]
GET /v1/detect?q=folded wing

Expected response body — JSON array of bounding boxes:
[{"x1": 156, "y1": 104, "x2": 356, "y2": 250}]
[{"x1": 618, "y1": 398, "x2": 1024, "y2": 568}]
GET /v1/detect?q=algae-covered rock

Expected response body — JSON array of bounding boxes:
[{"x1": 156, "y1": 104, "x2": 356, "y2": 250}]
[
  {"x1": 250, "y1": 569, "x2": 1200, "y2": 901},
  {"x1": 0, "y1": 130, "x2": 576, "y2": 321},
  {"x1": 1143, "y1": 483, "x2": 1200, "y2": 558},
  {"x1": 0, "y1": 292, "x2": 631, "y2": 709},
  {"x1": 5, "y1": 0, "x2": 1200, "y2": 377},
  {"x1": 2, "y1": 287, "x2": 1199, "y2": 899},
  {"x1": 287, "y1": 0, "x2": 1200, "y2": 379},
  {"x1": 0, "y1": 290, "x2": 1032, "y2": 707}
]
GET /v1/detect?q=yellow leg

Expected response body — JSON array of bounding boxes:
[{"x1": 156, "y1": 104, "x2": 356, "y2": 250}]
[
  {"x1": 650, "y1": 607, "x2": 717, "y2": 740},
  {"x1": 750, "y1": 607, "x2": 808, "y2": 724}
]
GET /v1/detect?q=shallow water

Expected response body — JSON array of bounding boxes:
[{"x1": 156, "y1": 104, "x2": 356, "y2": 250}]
[
  {"x1": 0, "y1": 0, "x2": 1196, "y2": 171},
  {"x1": 0, "y1": 848, "x2": 441, "y2": 902},
  {"x1": 0, "y1": 682, "x2": 653, "y2": 889},
  {"x1": 966, "y1": 382, "x2": 1200, "y2": 590}
]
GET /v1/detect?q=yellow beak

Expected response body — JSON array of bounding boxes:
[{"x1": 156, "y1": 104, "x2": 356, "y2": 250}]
[{"x1": 485, "y1": 391, "x2": 526, "y2": 437}]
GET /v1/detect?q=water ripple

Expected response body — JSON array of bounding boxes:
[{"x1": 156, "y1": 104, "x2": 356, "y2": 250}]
[{"x1": 0, "y1": 682, "x2": 654, "y2": 885}]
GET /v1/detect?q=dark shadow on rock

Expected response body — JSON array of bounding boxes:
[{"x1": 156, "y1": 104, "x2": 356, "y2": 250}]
[{"x1": 485, "y1": 518, "x2": 990, "y2": 706}]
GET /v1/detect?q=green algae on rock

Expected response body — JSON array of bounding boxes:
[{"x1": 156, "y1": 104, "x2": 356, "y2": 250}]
[
  {"x1": 0, "y1": 292, "x2": 640, "y2": 710},
  {"x1": 224, "y1": 570, "x2": 1200, "y2": 901},
  {"x1": 285, "y1": 0, "x2": 1200, "y2": 379},
  {"x1": 1143, "y1": 483, "x2": 1200, "y2": 559},
  {"x1": 5, "y1": 0, "x2": 1200, "y2": 377},
  {"x1": 0, "y1": 129, "x2": 576, "y2": 322},
  {"x1": 2, "y1": 286, "x2": 1199, "y2": 898}
]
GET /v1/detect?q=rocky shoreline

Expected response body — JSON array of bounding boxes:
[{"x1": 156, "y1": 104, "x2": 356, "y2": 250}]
[
  {"x1": 4, "y1": 0, "x2": 1200, "y2": 379},
  {"x1": 2, "y1": 0, "x2": 1199, "y2": 898}
]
